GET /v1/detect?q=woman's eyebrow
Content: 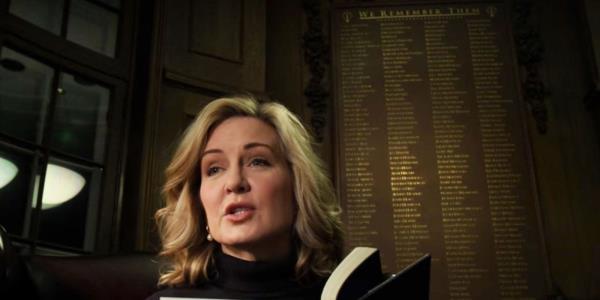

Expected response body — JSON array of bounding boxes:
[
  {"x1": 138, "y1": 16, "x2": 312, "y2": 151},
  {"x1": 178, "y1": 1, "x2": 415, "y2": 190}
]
[
  {"x1": 201, "y1": 143, "x2": 276, "y2": 160},
  {"x1": 201, "y1": 148, "x2": 223, "y2": 159},
  {"x1": 243, "y1": 142, "x2": 274, "y2": 152}
]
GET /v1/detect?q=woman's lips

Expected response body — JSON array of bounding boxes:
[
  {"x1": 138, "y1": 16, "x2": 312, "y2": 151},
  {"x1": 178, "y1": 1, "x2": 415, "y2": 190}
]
[{"x1": 224, "y1": 205, "x2": 255, "y2": 222}]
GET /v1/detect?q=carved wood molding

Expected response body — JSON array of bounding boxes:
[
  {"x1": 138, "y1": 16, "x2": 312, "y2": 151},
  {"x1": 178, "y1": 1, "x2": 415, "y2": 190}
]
[
  {"x1": 302, "y1": 0, "x2": 329, "y2": 143},
  {"x1": 512, "y1": 0, "x2": 548, "y2": 134}
]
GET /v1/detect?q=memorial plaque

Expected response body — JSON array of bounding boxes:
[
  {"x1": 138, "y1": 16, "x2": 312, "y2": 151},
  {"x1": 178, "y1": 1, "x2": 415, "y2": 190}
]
[{"x1": 332, "y1": 2, "x2": 549, "y2": 299}]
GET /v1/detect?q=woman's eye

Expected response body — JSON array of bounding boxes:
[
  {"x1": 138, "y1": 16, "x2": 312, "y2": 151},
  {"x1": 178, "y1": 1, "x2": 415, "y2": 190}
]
[
  {"x1": 250, "y1": 158, "x2": 270, "y2": 167},
  {"x1": 206, "y1": 166, "x2": 221, "y2": 176}
]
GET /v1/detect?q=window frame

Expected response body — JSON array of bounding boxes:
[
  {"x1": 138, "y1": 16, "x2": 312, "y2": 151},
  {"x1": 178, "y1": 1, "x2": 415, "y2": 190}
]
[
  {"x1": 0, "y1": 0, "x2": 136, "y2": 80},
  {"x1": 0, "y1": 31, "x2": 128, "y2": 254}
]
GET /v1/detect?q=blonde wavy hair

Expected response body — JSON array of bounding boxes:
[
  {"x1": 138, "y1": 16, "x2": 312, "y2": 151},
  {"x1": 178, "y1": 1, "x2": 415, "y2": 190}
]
[{"x1": 155, "y1": 94, "x2": 344, "y2": 287}]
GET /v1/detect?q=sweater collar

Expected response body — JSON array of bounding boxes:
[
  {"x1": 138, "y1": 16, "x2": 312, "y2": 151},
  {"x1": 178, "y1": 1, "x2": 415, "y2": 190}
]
[{"x1": 211, "y1": 250, "x2": 299, "y2": 293}]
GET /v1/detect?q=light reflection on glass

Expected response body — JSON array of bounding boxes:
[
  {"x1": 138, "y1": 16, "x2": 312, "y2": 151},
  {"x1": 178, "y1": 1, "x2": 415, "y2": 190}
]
[
  {"x1": 31, "y1": 164, "x2": 86, "y2": 209},
  {"x1": 0, "y1": 149, "x2": 33, "y2": 235},
  {"x1": 0, "y1": 157, "x2": 18, "y2": 189}
]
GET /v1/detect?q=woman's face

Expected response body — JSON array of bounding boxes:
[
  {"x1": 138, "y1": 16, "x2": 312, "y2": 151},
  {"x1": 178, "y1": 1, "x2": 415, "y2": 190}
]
[{"x1": 199, "y1": 116, "x2": 295, "y2": 261}]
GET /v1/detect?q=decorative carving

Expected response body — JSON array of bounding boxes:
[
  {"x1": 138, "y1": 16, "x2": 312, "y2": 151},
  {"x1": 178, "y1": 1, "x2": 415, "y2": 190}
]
[
  {"x1": 513, "y1": 0, "x2": 548, "y2": 134},
  {"x1": 302, "y1": 0, "x2": 329, "y2": 142}
]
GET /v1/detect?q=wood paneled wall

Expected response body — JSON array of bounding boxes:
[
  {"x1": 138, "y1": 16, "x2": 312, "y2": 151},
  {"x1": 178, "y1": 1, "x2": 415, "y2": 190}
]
[
  {"x1": 129, "y1": 0, "x2": 267, "y2": 252},
  {"x1": 525, "y1": 1, "x2": 600, "y2": 298}
]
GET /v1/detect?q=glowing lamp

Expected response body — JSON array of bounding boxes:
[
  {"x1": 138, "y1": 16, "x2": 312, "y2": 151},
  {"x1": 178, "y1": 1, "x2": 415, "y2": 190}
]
[
  {"x1": 0, "y1": 157, "x2": 18, "y2": 189},
  {"x1": 41, "y1": 164, "x2": 85, "y2": 209}
]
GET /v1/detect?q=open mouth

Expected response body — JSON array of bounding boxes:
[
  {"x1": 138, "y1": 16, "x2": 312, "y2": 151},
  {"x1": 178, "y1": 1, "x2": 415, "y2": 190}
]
[
  {"x1": 229, "y1": 207, "x2": 252, "y2": 215},
  {"x1": 225, "y1": 204, "x2": 255, "y2": 221}
]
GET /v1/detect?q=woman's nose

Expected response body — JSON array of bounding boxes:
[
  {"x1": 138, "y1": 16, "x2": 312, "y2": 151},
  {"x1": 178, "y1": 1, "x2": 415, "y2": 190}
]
[{"x1": 225, "y1": 166, "x2": 250, "y2": 193}]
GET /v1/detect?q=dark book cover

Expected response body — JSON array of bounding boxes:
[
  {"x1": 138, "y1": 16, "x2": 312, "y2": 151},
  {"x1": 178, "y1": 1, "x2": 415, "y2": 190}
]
[{"x1": 322, "y1": 247, "x2": 430, "y2": 300}]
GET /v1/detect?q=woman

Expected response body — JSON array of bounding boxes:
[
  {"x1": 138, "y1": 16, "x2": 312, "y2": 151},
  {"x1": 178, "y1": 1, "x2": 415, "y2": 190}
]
[{"x1": 146, "y1": 94, "x2": 344, "y2": 299}]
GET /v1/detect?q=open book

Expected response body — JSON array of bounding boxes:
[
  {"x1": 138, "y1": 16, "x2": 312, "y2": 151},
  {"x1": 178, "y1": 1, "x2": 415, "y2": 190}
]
[{"x1": 321, "y1": 247, "x2": 431, "y2": 300}]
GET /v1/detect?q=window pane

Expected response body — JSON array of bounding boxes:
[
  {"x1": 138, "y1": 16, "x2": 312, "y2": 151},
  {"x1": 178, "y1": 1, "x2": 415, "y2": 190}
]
[
  {"x1": 37, "y1": 159, "x2": 101, "y2": 250},
  {"x1": 0, "y1": 145, "x2": 34, "y2": 236},
  {"x1": 0, "y1": 48, "x2": 54, "y2": 144},
  {"x1": 9, "y1": 0, "x2": 64, "y2": 35},
  {"x1": 67, "y1": 0, "x2": 118, "y2": 57},
  {"x1": 49, "y1": 73, "x2": 110, "y2": 163}
]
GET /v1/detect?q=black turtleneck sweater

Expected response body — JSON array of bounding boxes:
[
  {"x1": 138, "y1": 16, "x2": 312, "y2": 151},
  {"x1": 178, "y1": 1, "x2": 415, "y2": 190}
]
[{"x1": 145, "y1": 251, "x2": 325, "y2": 300}]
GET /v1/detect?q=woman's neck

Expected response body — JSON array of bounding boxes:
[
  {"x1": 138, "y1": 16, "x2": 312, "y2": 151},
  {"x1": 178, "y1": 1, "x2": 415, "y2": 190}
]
[{"x1": 220, "y1": 239, "x2": 292, "y2": 262}]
